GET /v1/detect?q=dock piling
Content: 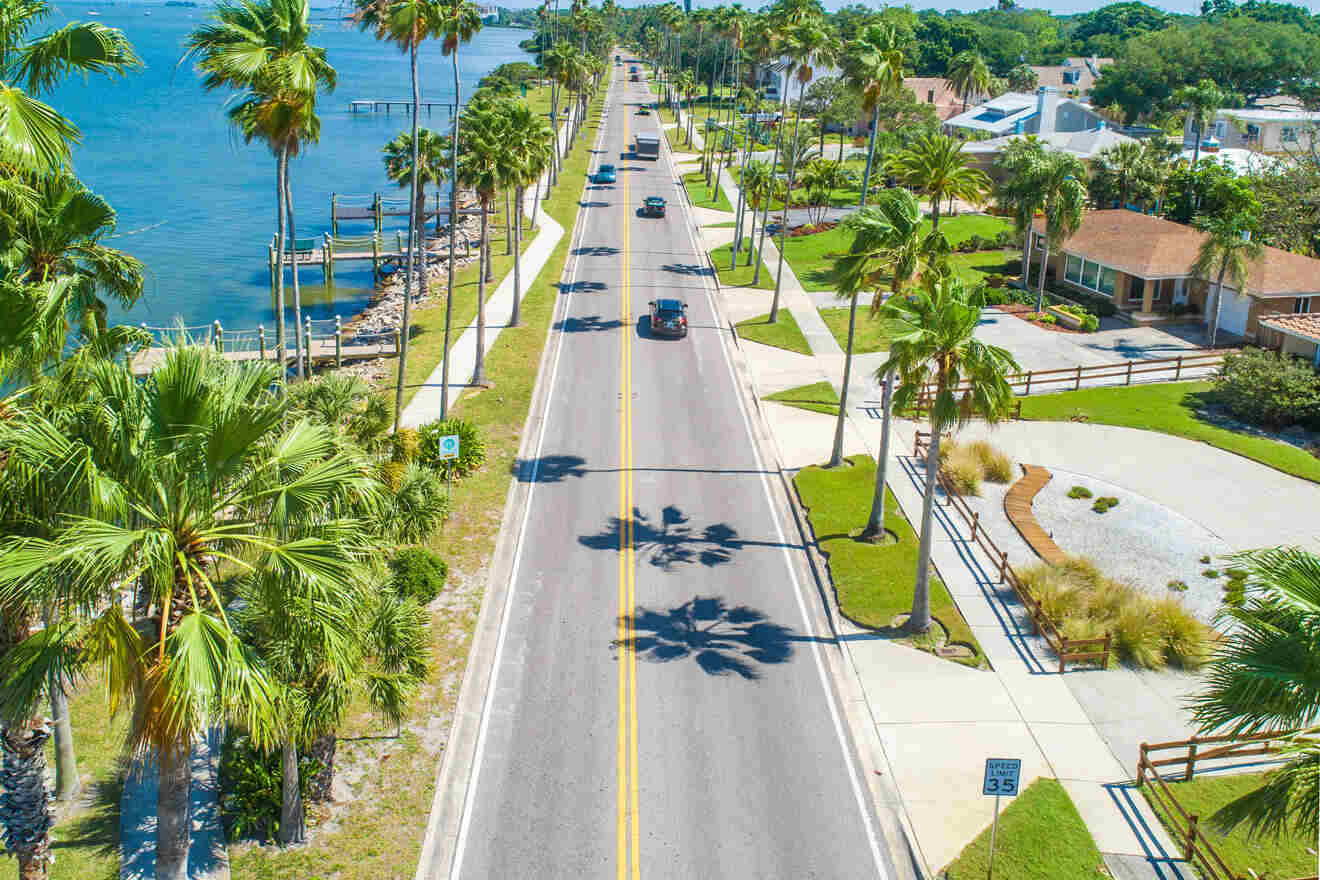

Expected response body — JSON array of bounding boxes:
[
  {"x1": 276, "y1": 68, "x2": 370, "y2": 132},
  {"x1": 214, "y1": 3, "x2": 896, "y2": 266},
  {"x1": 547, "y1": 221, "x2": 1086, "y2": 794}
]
[
  {"x1": 259, "y1": 325, "x2": 266, "y2": 361},
  {"x1": 335, "y1": 316, "x2": 343, "y2": 368},
  {"x1": 331, "y1": 192, "x2": 338, "y2": 236},
  {"x1": 303, "y1": 316, "x2": 312, "y2": 377}
]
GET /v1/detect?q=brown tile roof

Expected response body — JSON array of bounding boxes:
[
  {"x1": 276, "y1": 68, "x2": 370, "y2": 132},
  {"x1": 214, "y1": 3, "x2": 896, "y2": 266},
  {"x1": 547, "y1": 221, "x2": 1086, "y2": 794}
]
[
  {"x1": 903, "y1": 77, "x2": 963, "y2": 120},
  {"x1": 1029, "y1": 57, "x2": 1112, "y2": 95},
  {"x1": 1258, "y1": 313, "x2": 1320, "y2": 342},
  {"x1": 1030, "y1": 210, "x2": 1320, "y2": 297}
]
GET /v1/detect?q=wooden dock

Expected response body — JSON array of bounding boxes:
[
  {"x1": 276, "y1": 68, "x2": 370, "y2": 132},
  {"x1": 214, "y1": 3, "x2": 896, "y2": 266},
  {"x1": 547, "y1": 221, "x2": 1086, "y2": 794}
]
[
  {"x1": 128, "y1": 318, "x2": 400, "y2": 377},
  {"x1": 348, "y1": 99, "x2": 455, "y2": 115},
  {"x1": 330, "y1": 191, "x2": 487, "y2": 235}
]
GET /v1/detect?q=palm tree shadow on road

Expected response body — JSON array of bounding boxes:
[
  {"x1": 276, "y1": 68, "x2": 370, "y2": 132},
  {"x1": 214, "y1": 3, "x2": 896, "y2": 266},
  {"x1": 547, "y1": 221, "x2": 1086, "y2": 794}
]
[
  {"x1": 580, "y1": 504, "x2": 740, "y2": 569},
  {"x1": 617, "y1": 596, "x2": 795, "y2": 680}
]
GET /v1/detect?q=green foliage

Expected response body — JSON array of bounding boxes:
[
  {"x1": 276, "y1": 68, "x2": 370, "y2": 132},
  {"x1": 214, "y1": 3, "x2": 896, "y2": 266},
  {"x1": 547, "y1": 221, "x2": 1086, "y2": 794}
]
[
  {"x1": 387, "y1": 548, "x2": 448, "y2": 604},
  {"x1": 1168, "y1": 580, "x2": 1189, "y2": 592},
  {"x1": 1068, "y1": 485, "x2": 1093, "y2": 499},
  {"x1": 735, "y1": 312, "x2": 813, "y2": 355},
  {"x1": 1201, "y1": 554, "x2": 1212, "y2": 564},
  {"x1": 1204, "y1": 569, "x2": 1221, "y2": 578},
  {"x1": 417, "y1": 417, "x2": 486, "y2": 478},
  {"x1": 220, "y1": 734, "x2": 320, "y2": 843},
  {"x1": 381, "y1": 463, "x2": 450, "y2": 543},
  {"x1": 1091, "y1": 496, "x2": 1120, "y2": 513},
  {"x1": 1213, "y1": 348, "x2": 1320, "y2": 431}
]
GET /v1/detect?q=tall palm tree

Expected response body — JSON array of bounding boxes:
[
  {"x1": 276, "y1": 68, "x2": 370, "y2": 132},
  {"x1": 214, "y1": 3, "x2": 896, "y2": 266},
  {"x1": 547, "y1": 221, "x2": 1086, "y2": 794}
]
[
  {"x1": 457, "y1": 95, "x2": 507, "y2": 386},
  {"x1": 827, "y1": 189, "x2": 945, "y2": 545},
  {"x1": 1090, "y1": 140, "x2": 1146, "y2": 209},
  {"x1": 383, "y1": 128, "x2": 447, "y2": 242},
  {"x1": 841, "y1": 23, "x2": 904, "y2": 208},
  {"x1": 185, "y1": 0, "x2": 336, "y2": 383},
  {"x1": 1174, "y1": 78, "x2": 1227, "y2": 181},
  {"x1": 992, "y1": 135, "x2": 1047, "y2": 282},
  {"x1": 737, "y1": 159, "x2": 773, "y2": 269},
  {"x1": 1029, "y1": 151, "x2": 1087, "y2": 311},
  {"x1": 768, "y1": 15, "x2": 834, "y2": 324},
  {"x1": 874, "y1": 276, "x2": 1019, "y2": 632},
  {"x1": 437, "y1": 0, "x2": 484, "y2": 419},
  {"x1": 542, "y1": 41, "x2": 572, "y2": 180},
  {"x1": 1191, "y1": 214, "x2": 1263, "y2": 347},
  {"x1": 1190, "y1": 546, "x2": 1320, "y2": 840},
  {"x1": 0, "y1": 347, "x2": 379, "y2": 880},
  {"x1": 504, "y1": 98, "x2": 553, "y2": 327},
  {"x1": 0, "y1": 0, "x2": 140, "y2": 172},
  {"x1": 945, "y1": 49, "x2": 990, "y2": 113},
  {"x1": 887, "y1": 132, "x2": 988, "y2": 230}
]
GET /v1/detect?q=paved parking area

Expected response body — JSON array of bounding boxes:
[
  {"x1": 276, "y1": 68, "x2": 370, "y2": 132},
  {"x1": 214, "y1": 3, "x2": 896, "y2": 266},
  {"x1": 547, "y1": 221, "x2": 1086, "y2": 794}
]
[{"x1": 974, "y1": 309, "x2": 1212, "y2": 373}]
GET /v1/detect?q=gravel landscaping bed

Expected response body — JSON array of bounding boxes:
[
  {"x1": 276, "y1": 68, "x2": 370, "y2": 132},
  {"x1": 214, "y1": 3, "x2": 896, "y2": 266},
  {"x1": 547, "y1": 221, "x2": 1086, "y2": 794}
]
[{"x1": 1031, "y1": 467, "x2": 1231, "y2": 627}]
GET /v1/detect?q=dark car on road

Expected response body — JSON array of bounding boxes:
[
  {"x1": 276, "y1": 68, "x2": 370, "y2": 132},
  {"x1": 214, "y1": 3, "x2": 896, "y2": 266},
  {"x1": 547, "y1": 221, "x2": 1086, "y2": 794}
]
[
  {"x1": 636, "y1": 106, "x2": 651, "y2": 115},
  {"x1": 642, "y1": 196, "x2": 666, "y2": 217},
  {"x1": 595, "y1": 163, "x2": 616, "y2": 184},
  {"x1": 648, "y1": 298, "x2": 688, "y2": 338}
]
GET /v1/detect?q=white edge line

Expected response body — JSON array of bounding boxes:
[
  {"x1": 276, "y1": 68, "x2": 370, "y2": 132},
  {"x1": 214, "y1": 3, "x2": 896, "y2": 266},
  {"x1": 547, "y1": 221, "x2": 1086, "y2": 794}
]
[
  {"x1": 448, "y1": 84, "x2": 612, "y2": 880},
  {"x1": 673, "y1": 150, "x2": 890, "y2": 878}
]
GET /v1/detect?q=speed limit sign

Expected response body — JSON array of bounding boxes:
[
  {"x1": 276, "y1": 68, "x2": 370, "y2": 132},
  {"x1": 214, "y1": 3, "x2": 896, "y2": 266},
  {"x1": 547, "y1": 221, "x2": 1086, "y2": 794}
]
[{"x1": 982, "y1": 758, "x2": 1021, "y2": 796}]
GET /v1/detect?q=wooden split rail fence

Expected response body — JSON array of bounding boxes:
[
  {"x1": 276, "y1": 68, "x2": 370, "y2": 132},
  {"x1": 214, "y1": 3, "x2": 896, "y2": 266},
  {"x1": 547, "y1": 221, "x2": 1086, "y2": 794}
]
[
  {"x1": 914, "y1": 351, "x2": 1228, "y2": 414},
  {"x1": 1136, "y1": 732, "x2": 1319, "y2": 880},
  {"x1": 126, "y1": 317, "x2": 400, "y2": 376},
  {"x1": 913, "y1": 430, "x2": 1111, "y2": 672}
]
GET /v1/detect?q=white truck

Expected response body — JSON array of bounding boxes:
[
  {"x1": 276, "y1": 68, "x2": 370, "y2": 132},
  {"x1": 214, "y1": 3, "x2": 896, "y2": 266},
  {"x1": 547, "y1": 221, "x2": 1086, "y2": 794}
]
[{"x1": 635, "y1": 133, "x2": 660, "y2": 160}]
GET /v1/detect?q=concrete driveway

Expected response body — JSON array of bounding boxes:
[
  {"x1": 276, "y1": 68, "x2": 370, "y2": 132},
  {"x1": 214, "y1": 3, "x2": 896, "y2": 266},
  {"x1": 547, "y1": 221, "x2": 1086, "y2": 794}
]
[{"x1": 975, "y1": 309, "x2": 1213, "y2": 373}]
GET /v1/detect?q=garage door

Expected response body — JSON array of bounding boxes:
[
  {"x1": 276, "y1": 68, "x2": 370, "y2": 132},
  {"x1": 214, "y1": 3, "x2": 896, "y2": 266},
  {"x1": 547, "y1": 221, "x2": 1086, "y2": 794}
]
[{"x1": 1217, "y1": 288, "x2": 1252, "y2": 337}]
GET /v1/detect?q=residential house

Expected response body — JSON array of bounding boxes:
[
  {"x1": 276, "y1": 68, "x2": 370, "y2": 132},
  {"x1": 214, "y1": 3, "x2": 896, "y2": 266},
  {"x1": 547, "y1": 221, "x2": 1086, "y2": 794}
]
[
  {"x1": 756, "y1": 58, "x2": 842, "y2": 103},
  {"x1": 1028, "y1": 57, "x2": 1113, "y2": 100},
  {"x1": 945, "y1": 86, "x2": 1109, "y2": 139},
  {"x1": 1028, "y1": 210, "x2": 1320, "y2": 341},
  {"x1": 963, "y1": 127, "x2": 1137, "y2": 175},
  {"x1": 904, "y1": 77, "x2": 963, "y2": 121},
  {"x1": 1184, "y1": 107, "x2": 1320, "y2": 154},
  {"x1": 1258, "y1": 314, "x2": 1320, "y2": 366}
]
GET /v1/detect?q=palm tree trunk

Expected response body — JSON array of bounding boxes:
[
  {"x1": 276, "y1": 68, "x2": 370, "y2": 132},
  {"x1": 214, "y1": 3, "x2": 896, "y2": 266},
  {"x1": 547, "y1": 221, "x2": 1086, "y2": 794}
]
[
  {"x1": 930, "y1": 193, "x2": 941, "y2": 230},
  {"x1": 730, "y1": 134, "x2": 753, "y2": 270},
  {"x1": 484, "y1": 202, "x2": 494, "y2": 282},
  {"x1": 155, "y1": 744, "x2": 192, "y2": 880},
  {"x1": 769, "y1": 77, "x2": 807, "y2": 324},
  {"x1": 860, "y1": 104, "x2": 880, "y2": 207},
  {"x1": 49, "y1": 671, "x2": 79, "y2": 803},
  {"x1": 754, "y1": 78, "x2": 793, "y2": 287},
  {"x1": 277, "y1": 738, "x2": 305, "y2": 845},
  {"x1": 744, "y1": 203, "x2": 757, "y2": 267},
  {"x1": 416, "y1": 184, "x2": 428, "y2": 307},
  {"x1": 441, "y1": 44, "x2": 462, "y2": 421},
  {"x1": 284, "y1": 150, "x2": 305, "y2": 380},
  {"x1": 531, "y1": 176, "x2": 542, "y2": 230},
  {"x1": 504, "y1": 188, "x2": 512, "y2": 256},
  {"x1": 473, "y1": 198, "x2": 490, "y2": 385},
  {"x1": 910, "y1": 428, "x2": 941, "y2": 634},
  {"x1": 827, "y1": 291, "x2": 859, "y2": 468},
  {"x1": 1020, "y1": 219, "x2": 1033, "y2": 283},
  {"x1": 510, "y1": 187, "x2": 523, "y2": 327},
  {"x1": 1209, "y1": 268, "x2": 1226, "y2": 347},
  {"x1": 862, "y1": 369, "x2": 895, "y2": 541},
  {"x1": 273, "y1": 151, "x2": 288, "y2": 385},
  {"x1": 1036, "y1": 240, "x2": 1050, "y2": 312},
  {"x1": 394, "y1": 40, "x2": 421, "y2": 431},
  {"x1": 1, "y1": 720, "x2": 54, "y2": 880},
  {"x1": 549, "y1": 80, "x2": 561, "y2": 180}
]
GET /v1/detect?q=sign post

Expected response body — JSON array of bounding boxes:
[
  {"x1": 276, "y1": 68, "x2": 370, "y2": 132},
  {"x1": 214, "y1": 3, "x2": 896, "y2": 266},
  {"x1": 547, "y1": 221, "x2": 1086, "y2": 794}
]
[
  {"x1": 982, "y1": 758, "x2": 1021, "y2": 880},
  {"x1": 436, "y1": 434, "x2": 460, "y2": 503}
]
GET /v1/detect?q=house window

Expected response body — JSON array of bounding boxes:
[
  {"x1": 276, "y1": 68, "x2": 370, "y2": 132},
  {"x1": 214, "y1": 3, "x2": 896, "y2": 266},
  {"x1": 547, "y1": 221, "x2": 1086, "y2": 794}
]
[
  {"x1": 927, "y1": 89, "x2": 935, "y2": 103},
  {"x1": 1082, "y1": 260, "x2": 1100, "y2": 290},
  {"x1": 1065, "y1": 254, "x2": 1082, "y2": 284},
  {"x1": 1099, "y1": 266, "x2": 1117, "y2": 296},
  {"x1": 1063, "y1": 70, "x2": 1079, "y2": 84},
  {"x1": 1215, "y1": 121, "x2": 1227, "y2": 139},
  {"x1": 1282, "y1": 126, "x2": 1300, "y2": 143},
  {"x1": 1246, "y1": 124, "x2": 1261, "y2": 142},
  {"x1": 1296, "y1": 297, "x2": 1312, "y2": 313}
]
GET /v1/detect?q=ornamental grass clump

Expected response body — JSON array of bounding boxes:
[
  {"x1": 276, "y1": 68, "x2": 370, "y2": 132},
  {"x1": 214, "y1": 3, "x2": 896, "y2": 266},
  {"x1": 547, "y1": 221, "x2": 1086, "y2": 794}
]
[
  {"x1": 1018, "y1": 555, "x2": 1210, "y2": 669},
  {"x1": 938, "y1": 440, "x2": 1014, "y2": 496}
]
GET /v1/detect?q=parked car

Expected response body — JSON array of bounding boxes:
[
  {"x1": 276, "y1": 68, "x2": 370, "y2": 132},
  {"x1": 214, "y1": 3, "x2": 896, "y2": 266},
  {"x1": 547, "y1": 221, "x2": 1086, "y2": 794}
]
[
  {"x1": 641, "y1": 196, "x2": 666, "y2": 217},
  {"x1": 648, "y1": 298, "x2": 688, "y2": 338},
  {"x1": 630, "y1": 72, "x2": 639, "y2": 82},
  {"x1": 636, "y1": 106, "x2": 651, "y2": 116},
  {"x1": 595, "y1": 164, "x2": 616, "y2": 184}
]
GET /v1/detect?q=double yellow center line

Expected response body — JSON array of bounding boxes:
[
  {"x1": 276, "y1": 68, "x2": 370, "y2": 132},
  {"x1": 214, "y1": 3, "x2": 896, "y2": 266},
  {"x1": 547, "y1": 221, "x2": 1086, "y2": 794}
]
[{"x1": 616, "y1": 100, "x2": 641, "y2": 880}]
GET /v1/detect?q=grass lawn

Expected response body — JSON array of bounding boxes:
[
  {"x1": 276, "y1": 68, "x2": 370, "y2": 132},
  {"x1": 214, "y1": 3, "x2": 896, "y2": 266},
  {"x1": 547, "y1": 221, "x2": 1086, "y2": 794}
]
[
  {"x1": 682, "y1": 171, "x2": 732, "y2": 213},
  {"x1": 709, "y1": 237, "x2": 775, "y2": 290},
  {"x1": 796, "y1": 455, "x2": 984, "y2": 666},
  {"x1": 780, "y1": 214, "x2": 1013, "y2": 293},
  {"x1": 765, "y1": 380, "x2": 839, "y2": 415},
  {"x1": 225, "y1": 87, "x2": 609, "y2": 880},
  {"x1": 1018, "y1": 381, "x2": 1320, "y2": 484},
  {"x1": 736, "y1": 311, "x2": 812, "y2": 355},
  {"x1": 951, "y1": 249, "x2": 1021, "y2": 285},
  {"x1": 1142, "y1": 771, "x2": 1316, "y2": 879},
  {"x1": 943, "y1": 778, "x2": 1107, "y2": 879},
  {"x1": 819, "y1": 305, "x2": 890, "y2": 354},
  {"x1": 665, "y1": 123, "x2": 697, "y2": 155}
]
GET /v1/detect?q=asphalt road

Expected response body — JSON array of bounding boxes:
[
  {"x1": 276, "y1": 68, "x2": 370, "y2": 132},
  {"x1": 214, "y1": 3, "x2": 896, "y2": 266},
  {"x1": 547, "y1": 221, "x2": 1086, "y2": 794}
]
[{"x1": 450, "y1": 62, "x2": 892, "y2": 880}]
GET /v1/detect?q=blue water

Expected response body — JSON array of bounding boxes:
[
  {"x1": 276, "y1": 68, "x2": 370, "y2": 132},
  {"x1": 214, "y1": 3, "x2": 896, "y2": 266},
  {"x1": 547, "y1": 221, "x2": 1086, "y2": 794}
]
[{"x1": 49, "y1": 4, "x2": 531, "y2": 331}]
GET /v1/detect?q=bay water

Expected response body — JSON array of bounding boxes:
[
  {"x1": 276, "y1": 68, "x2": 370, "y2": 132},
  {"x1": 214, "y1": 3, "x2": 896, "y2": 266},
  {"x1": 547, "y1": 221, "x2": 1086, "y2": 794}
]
[{"x1": 49, "y1": 3, "x2": 532, "y2": 333}]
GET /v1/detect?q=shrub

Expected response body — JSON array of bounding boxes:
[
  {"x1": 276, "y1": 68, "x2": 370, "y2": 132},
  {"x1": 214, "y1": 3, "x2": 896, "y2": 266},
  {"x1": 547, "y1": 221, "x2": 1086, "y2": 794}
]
[
  {"x1": 1067, "y1": 485, "x2": 1093, "y2": 499},
  {"x1": 388, "y1": 547, "x2": 449, "y2": 603},
  {"x1": 981, "y1": 286, "x2": 1011, "y2": 306},
  {"x1": 1203, "y1": 569, "x2": 1220, "y2": 579},
  {"x1": 1199, "y1": 554, "x2": 1211, "y2": 564},
  {"x1": 1026, "y1": 311, "x2": 1057, "y2": 325},
  {"x1": 968, "y1": 440, "x2": 1013, "y2": 482},
  {"x1": 940, "y1": 450, "x2": 983, "y2": 496},
  {"x1": 1213, "y1": 348, "x2": 1320, "y2": 431},
  {"x1": 391, "y1": 427, "x2": 421, "y2": 463},
  {"x1": 1092, "y1": 496, "x2": 1119, "y2": 513},
  {"x1": 994, "y1": 229, "x2": 1017, "y2": 248},
  {"x1": 382, "y1": 464, "x2": 450, "y2": 543},
  {"x1": 986, "y1": 274, "x2": 1005, "y2": 289},
  {"x1": 1223, "y1": 580, "x2": 1246, "y2": 607},
  {"x1": 1167, "y1": 580, "x2": 1188, "y2": 591},
  {"x1": 418, "y1": 418, "x2": 487, "y2": 478},
  {"x1": 219, "y1": 733, "x2": 321, "y2": 843},
  {"x1": 939, "y1": 440, "x2": 1013, "y2": 493},
  {"x1": 1224, "y1": 567, "x2": 1248, "y2": 580}
]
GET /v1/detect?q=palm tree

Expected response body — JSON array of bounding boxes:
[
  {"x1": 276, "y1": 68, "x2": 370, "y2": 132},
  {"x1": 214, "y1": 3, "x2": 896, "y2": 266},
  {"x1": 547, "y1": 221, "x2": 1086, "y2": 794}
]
[
  {"x1": 768, "y1": 15, "x2": 834, "y2": 324},
  {"x1": 457, "y1": 95, "x2": 507, "y2": 386},
  {"x1": 504, "y1": 98, "x2": 553, "y2": 327},
  {"x1": 945, "y1": 50, "x2": 990, "y2": 113},
  {"x1": 1030, "y1": 151, "x2": 1086, "y2": 311},
  {"x1": 542, "y1": 41, "x2": 573, "y2": 180},
  {"x1": 1174, "y1": 78, "x2": 1226, "y2": 180},
  {"x1": 991, "y1": 135, "x2": 1046, "y2": 282},
  {"x1": 185, "y1": 0, "x2": 336, "y2": 383},
  {"x1": 841, "y1": 23, "x2": 904, "y2": 209},
  {"x1": 798, "y1": 157, "x2": 847, "y2": 226},
  {"x1": 0, "y1": 347, "x2": 379, "y2": 879},
  {"x1": 0, "y1": 0, "x2": 140, "y2": 172},
  {"x1": 1006, "y1": 63, "x2": 1037, "y2": 94},
  {"x1": 737, "y1": 159, "x2": 773, "y2": 269},
  {"x1": 887, "y1": 133, "x2": 988, "y2": 230},
  {"x1": 1090, "y1": 140, "x2": 1146, "y2": 209},
  {"x1": 383, "y1": 128, "x2": 447, "y2": 243},
  {"x1": 1190, "y1": 546, "x2": 1320, "y2": 840},
  {"x1": 1191, "y1": 214, "x2": 1263, "y2": 347},
  {"x1": 874, "y1": 276, "x2": 1019, "y2": 632}
]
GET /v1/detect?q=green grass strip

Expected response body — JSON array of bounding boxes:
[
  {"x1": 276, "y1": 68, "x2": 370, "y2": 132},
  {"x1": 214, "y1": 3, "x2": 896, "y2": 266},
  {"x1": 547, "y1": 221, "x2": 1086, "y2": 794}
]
[
  {"x1": 709, "y1": 237, "x2": 775, "y2": 290},
  {"x1": 764, "y1": 380, "x2": 839, "y2": 416},
  {"x1": 818, "y1": 305, "x2": 890, "y2": 355},
  {"x1": 681, "y1": 170, "x2": 732, "y2": 213},
  {"x1": 735, "y1": 310, "x2": 812, "y2": 355}
]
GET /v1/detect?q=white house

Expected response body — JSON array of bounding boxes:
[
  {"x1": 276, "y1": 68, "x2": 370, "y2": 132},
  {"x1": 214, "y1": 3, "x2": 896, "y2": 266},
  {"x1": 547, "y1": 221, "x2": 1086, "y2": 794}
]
[
  {"x1": 1185, "y1": 107, "x2": 1320, "y2": 154},
  {"x1": 944, "y1": 86, "x2": 1110, "y2": 139},
  {"x1": 756, "y1": 57, "x2": 842, "y2": 103}
]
